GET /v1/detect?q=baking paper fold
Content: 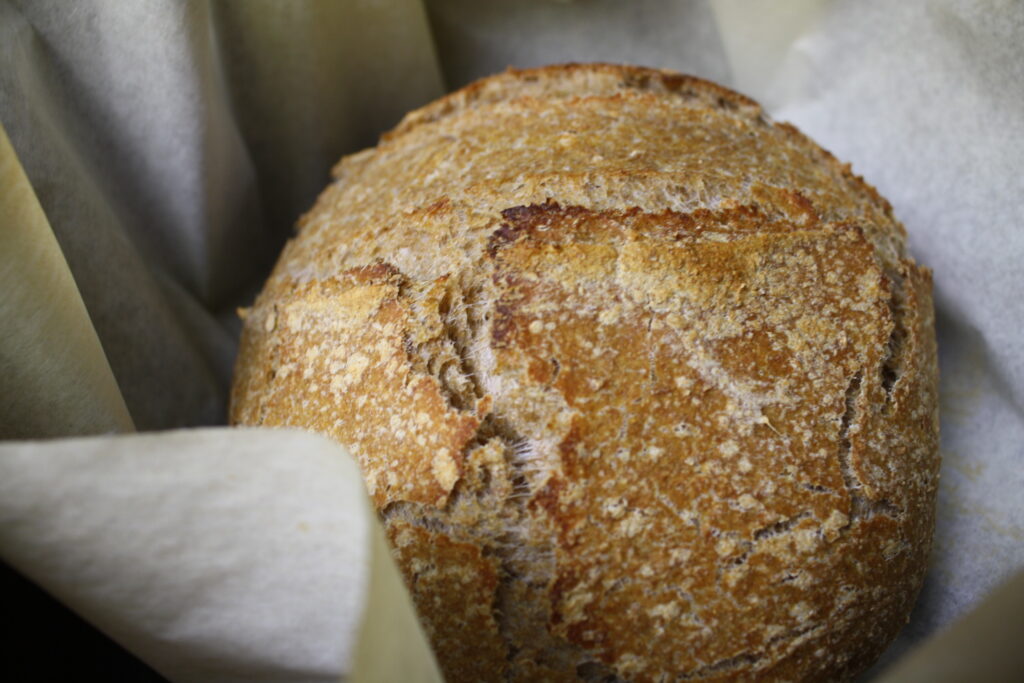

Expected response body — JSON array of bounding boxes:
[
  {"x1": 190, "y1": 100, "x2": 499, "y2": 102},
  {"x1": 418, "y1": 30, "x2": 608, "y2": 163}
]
[{"x1": 1, "y1": 0, "x2": 1022, "y2": 680}]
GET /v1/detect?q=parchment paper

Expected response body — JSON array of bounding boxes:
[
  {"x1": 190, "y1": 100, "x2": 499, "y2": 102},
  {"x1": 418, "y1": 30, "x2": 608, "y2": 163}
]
[{"x1": 1, "y1": 0, "x2": 1021, "y2": 680}]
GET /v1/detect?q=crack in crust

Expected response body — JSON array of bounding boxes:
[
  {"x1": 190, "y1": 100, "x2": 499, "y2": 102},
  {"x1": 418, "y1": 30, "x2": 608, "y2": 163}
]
[
  {"x1": 676, "y1": 624, "x2": 824, "y2": 681},
  {"x1": 880, "y1": 269, "x2": 908, "y2": 409},
  {"x1": 726, "y1": 512, "x2": 816, "y2": 572},
  {"x1": 838, "y1": 371, "x2": 903, "y2": 527},
  {"x1": 381, "y1": 277, "x2": 606, "y2": 681}
]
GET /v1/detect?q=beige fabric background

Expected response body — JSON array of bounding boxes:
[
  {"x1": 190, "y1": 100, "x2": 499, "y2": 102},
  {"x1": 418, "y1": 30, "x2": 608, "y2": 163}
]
[
  {"x1": 0, "y1": 0, "x2": 1021, "y2": 681},
  {"x1": 0, "y1": 0, "x2": 445, "y2": 680},
  {"x1": 0, "y1": 123, "x2": 133, "y2": 438}
]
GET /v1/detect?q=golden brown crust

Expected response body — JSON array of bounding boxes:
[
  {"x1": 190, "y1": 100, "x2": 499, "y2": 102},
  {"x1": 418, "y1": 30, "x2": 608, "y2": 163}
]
[
  {"x1": 385, "y1": 63, "x2": 762, "y2": 140},
  {"x1": 486, "y1": 204, "x2": 935, "y2": 680},
  {"x1": 230, "y1": 64, "x2": 939, "y2": 682},
  {"x1": 230, "y1": 266, "x2": 484, "y2": 508},
  {"x1": 386, "y1": 520, "x2": 508, "y2": 681},
  {"x1": 281, "y1": 88, "x2": 902, "y2": 295}
]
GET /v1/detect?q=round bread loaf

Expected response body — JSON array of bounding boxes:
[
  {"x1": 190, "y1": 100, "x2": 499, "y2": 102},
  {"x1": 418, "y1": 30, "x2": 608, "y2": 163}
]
[{"x1": 230, "y1": 64, "x2": 939, "y2": 682}]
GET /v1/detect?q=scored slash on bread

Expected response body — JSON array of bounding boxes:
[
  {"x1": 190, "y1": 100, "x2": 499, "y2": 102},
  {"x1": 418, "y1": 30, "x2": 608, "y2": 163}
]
[{"x1": 230, "y1": 64, "x2": 939, "y2": 682}]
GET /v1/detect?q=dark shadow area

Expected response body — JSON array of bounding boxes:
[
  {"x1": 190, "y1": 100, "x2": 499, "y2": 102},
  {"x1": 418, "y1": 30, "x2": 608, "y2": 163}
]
[{"x1": 0, "y1": 562, "x2": 165, "y2": 682}]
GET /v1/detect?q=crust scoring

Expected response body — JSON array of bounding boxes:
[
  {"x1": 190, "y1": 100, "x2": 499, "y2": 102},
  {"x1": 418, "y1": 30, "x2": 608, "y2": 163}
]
[{"x1": 230, "y1": 64, "x2": 939, "y2": 682}]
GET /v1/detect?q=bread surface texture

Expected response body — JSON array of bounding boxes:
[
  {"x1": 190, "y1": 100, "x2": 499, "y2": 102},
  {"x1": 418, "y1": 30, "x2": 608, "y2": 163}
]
[{"x1": 230, "y1": 64, "x2": 939, "y2": 682}]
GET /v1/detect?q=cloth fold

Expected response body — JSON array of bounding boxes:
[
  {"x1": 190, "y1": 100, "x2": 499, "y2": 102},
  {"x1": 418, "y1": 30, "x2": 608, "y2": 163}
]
[
  {"x1": 0, "y1": 428, "x2": 440, "y2": 683},
  {"x1": 0, "y1": 0, "x2": 1021, "y2": 680}
]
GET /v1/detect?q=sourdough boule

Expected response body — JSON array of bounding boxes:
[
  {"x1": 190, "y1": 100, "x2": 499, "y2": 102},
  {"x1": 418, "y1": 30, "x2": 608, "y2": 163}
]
[{"x1": 230, "y1": 64, "x2": 939, "y2": 682}]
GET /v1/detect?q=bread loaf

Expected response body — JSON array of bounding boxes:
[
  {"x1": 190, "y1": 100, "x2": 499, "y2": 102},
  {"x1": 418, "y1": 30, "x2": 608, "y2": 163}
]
[{"x1": 230, "y1": 64, "x2": 939, "y2": 681}]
